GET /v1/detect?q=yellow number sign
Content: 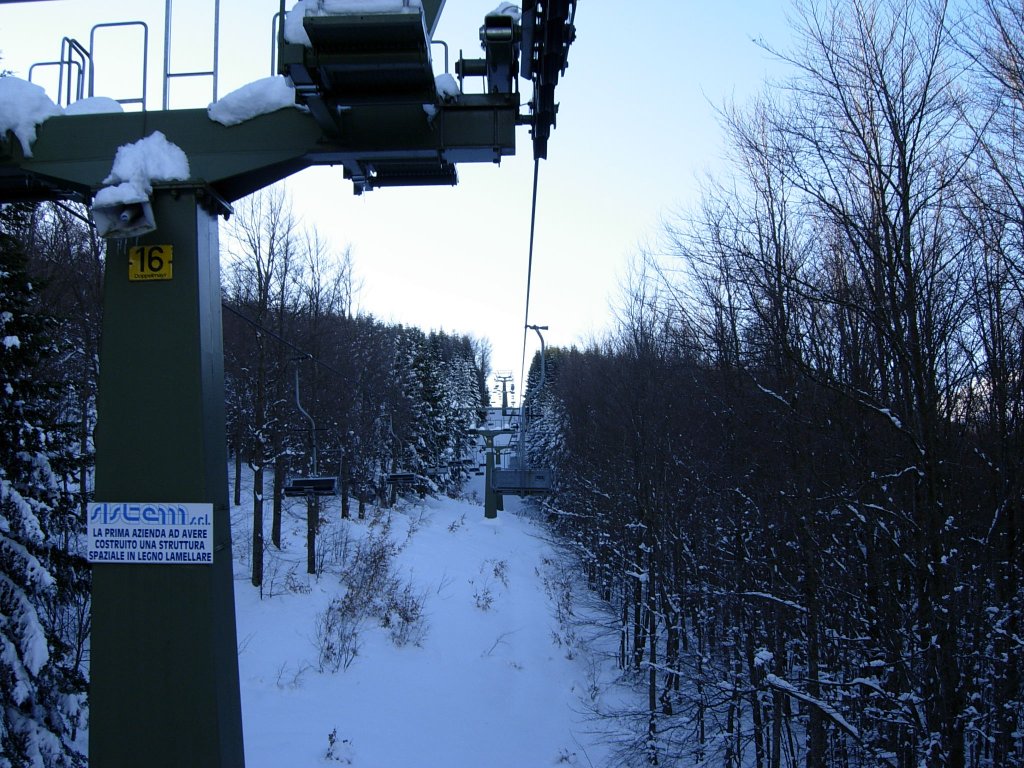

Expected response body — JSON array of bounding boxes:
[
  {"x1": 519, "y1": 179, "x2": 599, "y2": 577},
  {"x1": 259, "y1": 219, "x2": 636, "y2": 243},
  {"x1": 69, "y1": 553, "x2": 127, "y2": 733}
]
[{"x1": 128, "y1": 245, "x2": 174, "y2": 281}]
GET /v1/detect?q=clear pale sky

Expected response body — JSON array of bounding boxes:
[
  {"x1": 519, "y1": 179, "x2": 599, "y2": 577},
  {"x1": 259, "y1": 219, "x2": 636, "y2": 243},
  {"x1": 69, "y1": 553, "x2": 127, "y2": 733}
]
[{"x1": 1, "y1": 0, "x2": 794, "y2": 391}]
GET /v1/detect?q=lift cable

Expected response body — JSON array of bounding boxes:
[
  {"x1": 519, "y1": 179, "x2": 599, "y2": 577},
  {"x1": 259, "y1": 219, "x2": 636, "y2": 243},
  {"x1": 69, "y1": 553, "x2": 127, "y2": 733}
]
[
  {"x1": 518, "y1": 155, "x2": 542, "y2": 394},
  {"x1": 220, "y1": 301, "x2": 345, "y2": 380}
]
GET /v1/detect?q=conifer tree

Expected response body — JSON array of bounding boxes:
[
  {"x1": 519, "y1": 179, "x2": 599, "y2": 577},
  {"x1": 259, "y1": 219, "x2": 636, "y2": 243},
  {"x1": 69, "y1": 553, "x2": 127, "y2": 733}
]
[{"x1": 0, "y1": 204, "x2": 86, "y2": 767}]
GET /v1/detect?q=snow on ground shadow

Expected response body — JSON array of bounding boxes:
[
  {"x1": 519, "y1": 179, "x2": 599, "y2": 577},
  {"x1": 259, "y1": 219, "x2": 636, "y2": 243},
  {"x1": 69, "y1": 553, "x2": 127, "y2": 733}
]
[{"x1": 230, "y1": 465, "x2": 627, "y2": 768}]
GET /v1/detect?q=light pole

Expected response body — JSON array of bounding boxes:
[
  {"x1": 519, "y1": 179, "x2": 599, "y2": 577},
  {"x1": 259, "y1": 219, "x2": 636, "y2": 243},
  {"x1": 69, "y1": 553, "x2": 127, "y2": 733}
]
[
  {"x1": 293, "y1": 355, "x2": 317, "y2": 476},
  {"x1": 519, "y1": 324, "x2": 548, "y2": 467},
  {"x1": 292, "y1": 355, "x2": 320, "y2": 574},
  {"x1": 526, "y1": 324, "x2": 548, "y2": 392}
]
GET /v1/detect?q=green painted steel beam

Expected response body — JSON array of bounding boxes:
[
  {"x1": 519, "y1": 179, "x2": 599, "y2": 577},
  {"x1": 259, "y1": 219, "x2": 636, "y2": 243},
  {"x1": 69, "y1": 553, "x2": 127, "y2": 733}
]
[
  {"x1": 2, "y1": 94, "x2": 517, "y2": 202},
  {"x1": 422, "y1": 0, "x2": 446, "y2": 36},
  {"x1": 90, "y1": 189, "x2": 243, "y2": 767}
]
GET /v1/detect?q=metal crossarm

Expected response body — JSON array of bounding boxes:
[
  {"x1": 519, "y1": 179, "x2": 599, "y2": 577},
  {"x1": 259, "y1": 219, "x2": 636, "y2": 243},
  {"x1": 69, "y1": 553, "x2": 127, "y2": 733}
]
[{"x1": 0, "y1": 101, "x2": 514, "y2": 201}]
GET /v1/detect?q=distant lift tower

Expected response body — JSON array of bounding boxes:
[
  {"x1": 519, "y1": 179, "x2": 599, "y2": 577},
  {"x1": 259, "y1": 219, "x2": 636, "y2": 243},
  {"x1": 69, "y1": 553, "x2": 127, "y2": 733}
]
[
  {"x1": 0, "y1": 1, "x2": 576, "y2": 766},
  {"x1": 494, "y1": 371, "x2": 515, "y2": 421},
  {"x1": 492, "y1": 324, "x2": 555, "y2": 495}
]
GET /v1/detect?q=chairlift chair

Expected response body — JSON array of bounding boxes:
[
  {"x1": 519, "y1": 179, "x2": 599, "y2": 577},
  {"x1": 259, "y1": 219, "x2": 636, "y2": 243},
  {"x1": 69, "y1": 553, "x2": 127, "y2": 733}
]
[
  {"x1": 386, "y1": 471, "x2": 416, "y2": 488},
  {"x1": 386, "y1": 471, "x2": 430, "y2": 493},
  {"x1": 491, "y1": 466, "x2": 553, "y2": 495},
  {"x1": 283, "y1": 475, "x2": 339, "y2": 497}
]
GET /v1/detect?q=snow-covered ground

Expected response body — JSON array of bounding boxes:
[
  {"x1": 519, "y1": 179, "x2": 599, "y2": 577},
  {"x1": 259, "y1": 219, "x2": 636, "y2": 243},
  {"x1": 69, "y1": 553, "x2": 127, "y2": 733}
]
[{"x1": 231, "y1": 463, "x2": 626, "y2": 767}]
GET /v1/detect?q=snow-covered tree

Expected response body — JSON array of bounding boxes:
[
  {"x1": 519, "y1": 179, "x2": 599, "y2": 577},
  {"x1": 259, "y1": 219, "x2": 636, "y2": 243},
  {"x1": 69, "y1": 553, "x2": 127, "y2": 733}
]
[{"x1": 0, "y1": 203, "x2": 86, "y2": 767}]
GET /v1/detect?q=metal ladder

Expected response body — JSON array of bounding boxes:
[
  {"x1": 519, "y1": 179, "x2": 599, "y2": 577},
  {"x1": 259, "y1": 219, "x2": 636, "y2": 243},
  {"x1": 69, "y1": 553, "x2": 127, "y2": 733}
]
[
  {"x1": 162, "y1": 0, "x2": 221, "y2": 109},
  {"x1": 28, "y1": 0, "x2": 222, "y2": 111},
  {"x1": 29, "y1": 21, "x2": 150, "y2": 109}
]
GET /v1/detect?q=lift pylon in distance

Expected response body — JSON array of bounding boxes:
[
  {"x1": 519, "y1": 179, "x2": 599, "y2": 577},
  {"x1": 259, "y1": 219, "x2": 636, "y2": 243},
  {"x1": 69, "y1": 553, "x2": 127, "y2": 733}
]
[
  {"x1": 492, "y1": 328, "x2": 556, "y2": 496},
  {"x1": 0, "y1": 2, "x2": 577, "y2": 766}
]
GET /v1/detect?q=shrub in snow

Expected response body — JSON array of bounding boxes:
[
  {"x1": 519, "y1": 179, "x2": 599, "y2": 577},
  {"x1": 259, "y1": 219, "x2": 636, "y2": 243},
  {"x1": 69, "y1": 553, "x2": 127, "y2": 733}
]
[
  {"x1": 324, "y1": 728, "x2": 354, "y2": 764},
  {"x1": 469, "y1": 558, "x2": 511, "y2": 611},
  {"x1": 554, "y1": 747, "x2": 578, "y2": 764},
  {"x1": 314, "y1": 513, "x2": 428, "y2": 670},
  {"x1": 380, "y1": 581, "x2": 428, "y2": 648},
  {"x1": 471, "y1": 582, "x2": 494, "y2": 611},
  {"x1": 314, "y1": 598, "x2": 363, "y2": 672}
]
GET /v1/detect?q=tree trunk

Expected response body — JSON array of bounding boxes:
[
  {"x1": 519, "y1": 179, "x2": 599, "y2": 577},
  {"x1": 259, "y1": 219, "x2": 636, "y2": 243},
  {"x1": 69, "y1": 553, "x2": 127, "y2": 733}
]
[
  {"x1": 746, "y1": 628, "x2": 766, "y2": 768},
  {"x1": 251, "y1": 464, "x2": 264, "y2": 588},
  {"x1": 306, "y1": 495, "x2": 318, "y2": 575},
  {"x1": 271, "y1": 449, "x2": 285, "y2": 548},
  {"x1": 806, "y1": 601, "x2": 826, "y2": 768},
  {"x1": 340, "y1": 452, "x2": 350, "y2": 519},
  {"x1": 233, "y1": 447, "x2": 242, "y2": 507},
  {"x1": 646, "y1": 548, "x2": 659, "y2": 765}
]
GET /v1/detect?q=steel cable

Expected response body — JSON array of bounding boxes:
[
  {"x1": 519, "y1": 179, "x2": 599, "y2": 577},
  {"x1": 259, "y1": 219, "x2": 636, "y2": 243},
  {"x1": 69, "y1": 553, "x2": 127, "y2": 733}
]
[{"x1": 518, "y1": 156, "x2": 541, "y2": 396}]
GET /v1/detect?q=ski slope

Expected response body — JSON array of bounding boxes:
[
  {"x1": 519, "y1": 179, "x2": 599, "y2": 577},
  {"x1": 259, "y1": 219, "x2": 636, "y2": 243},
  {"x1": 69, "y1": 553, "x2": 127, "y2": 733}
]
[{"x1": 232, "y1": 463, "x2": 618, "y2": 767}]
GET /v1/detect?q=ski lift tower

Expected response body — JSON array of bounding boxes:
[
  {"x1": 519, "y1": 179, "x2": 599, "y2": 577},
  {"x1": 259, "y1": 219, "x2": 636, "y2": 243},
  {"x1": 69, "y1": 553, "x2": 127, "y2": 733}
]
[
  {"x1": 492, "y1": 323, "x2": 554, "y2": 495},
  {"x1": 493, "y1": 370, "x2": 515, "y2": 422},
  {"x1": 0, "y1": 1, "x2": 577, "y2": 766},
  {"x1": 470, "y1": 426, "x2": 515, "y2": 519}
]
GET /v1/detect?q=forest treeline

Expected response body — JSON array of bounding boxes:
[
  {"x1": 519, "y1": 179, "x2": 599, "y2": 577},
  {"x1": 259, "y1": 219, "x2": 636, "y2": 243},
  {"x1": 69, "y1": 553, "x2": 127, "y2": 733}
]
[
  {"x1": 525, "y1": 1, "x2": 1023, "y2": 766},
  {"x1": 1, "y1": 201, "x2": 96, "y2": 767},
  {"x1": 219, "y1": 188, "x2": 489, "y2": 587}
]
